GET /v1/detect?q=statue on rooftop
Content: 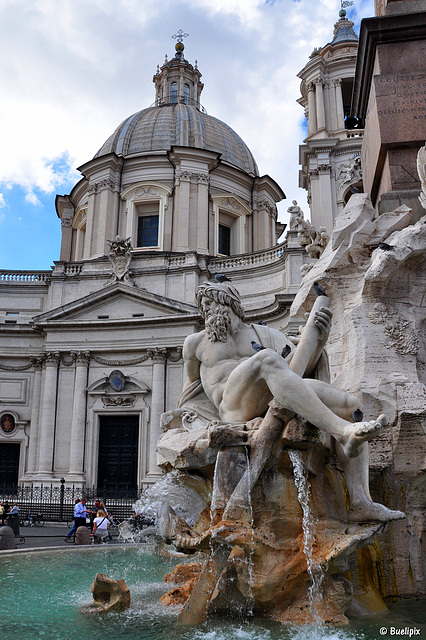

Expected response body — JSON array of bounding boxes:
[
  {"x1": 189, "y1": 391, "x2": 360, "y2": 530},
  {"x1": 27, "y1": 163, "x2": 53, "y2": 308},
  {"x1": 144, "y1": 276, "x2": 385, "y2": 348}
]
[{"x1": 287, "y1": 200, "x2": 304, "y2": 230}]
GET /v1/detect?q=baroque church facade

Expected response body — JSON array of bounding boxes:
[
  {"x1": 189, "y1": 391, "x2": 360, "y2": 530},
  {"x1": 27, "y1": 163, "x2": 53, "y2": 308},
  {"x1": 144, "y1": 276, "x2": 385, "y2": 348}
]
[{"x1": 0, "y1": 16, "x2": 362, "y2": 494}]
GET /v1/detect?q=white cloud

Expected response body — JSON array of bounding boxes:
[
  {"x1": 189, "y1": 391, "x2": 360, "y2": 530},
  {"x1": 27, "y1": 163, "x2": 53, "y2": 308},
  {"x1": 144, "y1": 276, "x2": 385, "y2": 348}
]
[
  {"x1": 0, "y1": 193, "x2": 5, "y2": 208},
  {"x1": 25, "y1": 191, "x2": 42, "y2": 206},
  {"x1": 0, "y1": 0, "x2": 375, "y2": 227}
]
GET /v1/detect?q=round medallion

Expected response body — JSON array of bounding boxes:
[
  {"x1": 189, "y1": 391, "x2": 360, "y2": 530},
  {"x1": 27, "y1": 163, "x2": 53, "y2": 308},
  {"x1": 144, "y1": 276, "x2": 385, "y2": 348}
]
[
  {"x1": 1, "y1": 414, "x2": 15, "y2": 434},
  {"x1": 108, "y1": 370, "x2": 126, "y2": 392}
]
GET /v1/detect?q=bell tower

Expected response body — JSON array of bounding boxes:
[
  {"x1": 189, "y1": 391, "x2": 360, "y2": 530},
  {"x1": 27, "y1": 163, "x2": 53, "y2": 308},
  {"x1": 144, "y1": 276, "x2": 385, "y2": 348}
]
[{"x1": 297, "y1": 8, "x2": 363, "y2": 234}]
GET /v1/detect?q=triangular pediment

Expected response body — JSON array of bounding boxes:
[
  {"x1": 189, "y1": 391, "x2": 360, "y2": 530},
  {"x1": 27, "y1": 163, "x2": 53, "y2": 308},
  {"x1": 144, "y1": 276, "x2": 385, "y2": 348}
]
[{"x1": 32, "y1": 282, "x2": 198, "y2": 327}]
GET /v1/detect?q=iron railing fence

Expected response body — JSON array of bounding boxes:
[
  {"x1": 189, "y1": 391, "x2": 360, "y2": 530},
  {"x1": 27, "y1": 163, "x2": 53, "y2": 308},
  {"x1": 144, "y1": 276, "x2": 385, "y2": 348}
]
[{"x1": 0, "y1": 484, "x2": 140, "y2": 522}]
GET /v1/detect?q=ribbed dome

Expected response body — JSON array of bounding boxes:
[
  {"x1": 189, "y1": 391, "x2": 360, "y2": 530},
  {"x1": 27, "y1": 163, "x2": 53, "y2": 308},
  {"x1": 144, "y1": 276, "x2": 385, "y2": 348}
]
[{"x1": 95, "y1": 103, "x2": 259, "y2": 176}]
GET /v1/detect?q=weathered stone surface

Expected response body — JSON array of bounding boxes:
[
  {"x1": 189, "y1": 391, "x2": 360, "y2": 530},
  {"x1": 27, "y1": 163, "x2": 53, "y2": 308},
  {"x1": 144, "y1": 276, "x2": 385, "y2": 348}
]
[
  {"x1": 291, "y1": 197, "x2": 426, "y2": 600},
  {"x1": 160, "y1": 562, "x2": 205, "y2": 606},
  {"x1": 81, "y1": 573, "x2": 130, "y2": 613},
  {"x1": 75, "y1": 525, "x2": 90, "y2": 545},
  {"x1": 0, "y1": 526, "x2": 14, "y2": 550},
  {"x1": 159, "y1": 442, "x2": 390, "y2": 625},
  {"x1": 164, "y1": 561, "x2": 204, "y2": 585}
]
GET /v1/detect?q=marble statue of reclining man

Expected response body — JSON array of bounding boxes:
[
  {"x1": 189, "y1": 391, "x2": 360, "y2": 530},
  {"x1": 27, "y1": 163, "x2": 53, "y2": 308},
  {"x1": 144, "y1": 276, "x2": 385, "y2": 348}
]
[{"x1": 162, "y1": 280, "x2": 405, "y2": 524}]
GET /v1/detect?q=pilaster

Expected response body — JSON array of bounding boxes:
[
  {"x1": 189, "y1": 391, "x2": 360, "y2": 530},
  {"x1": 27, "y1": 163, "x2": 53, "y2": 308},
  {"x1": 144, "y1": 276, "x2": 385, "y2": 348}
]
[
  {"x1": 307, "y1": 83, "x2": 317, "y2": 134},
  {"x1": 25, "y1": 356, "x2": 44, "y2": 478},
  {"x1": 315, "y1": 78, "x2": 326, "y2": 130},
  {"x1": 67, "y1": 351, "x2": 90, "y2": 481},
  {"x1": 146, "y1": 348, "x2": 167, "y2": 477},
  {"x1": 36, "y1": 352, "x2": 60, "y2": 479}
]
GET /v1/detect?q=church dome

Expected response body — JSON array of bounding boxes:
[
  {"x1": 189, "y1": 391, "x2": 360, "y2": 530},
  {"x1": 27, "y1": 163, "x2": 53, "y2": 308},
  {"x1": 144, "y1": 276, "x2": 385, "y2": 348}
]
[{"x1": 95, "y1": 103, "x2": 259, "y2": 177}]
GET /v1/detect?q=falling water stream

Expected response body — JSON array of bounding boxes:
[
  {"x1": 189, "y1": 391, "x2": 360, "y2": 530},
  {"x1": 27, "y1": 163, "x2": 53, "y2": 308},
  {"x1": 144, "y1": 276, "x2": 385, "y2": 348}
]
[
  {"x1": 244, "y1": 445, "x2": 255, "y2": 606},
  {"x1": 288, "y1": 449, "x2": 326, "y2": 629}
]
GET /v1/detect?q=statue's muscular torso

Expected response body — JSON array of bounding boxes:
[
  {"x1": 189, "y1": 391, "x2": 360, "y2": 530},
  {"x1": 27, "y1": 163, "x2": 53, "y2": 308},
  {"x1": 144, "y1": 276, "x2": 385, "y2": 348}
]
[{"x1": 183, "y1": 321, "x2": 292, "y2": 412}]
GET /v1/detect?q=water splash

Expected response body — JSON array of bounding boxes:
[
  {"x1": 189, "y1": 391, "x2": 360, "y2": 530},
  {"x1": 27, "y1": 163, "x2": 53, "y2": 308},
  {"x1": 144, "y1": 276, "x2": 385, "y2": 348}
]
[
  {"x1": 288, "y1": 449, "x2": 326, "y2": 630},
  {"x1": 245, "y1": 446, "x2": 255, "y2": 607},
  {"x1": 133, "y1": 469, "x2": 210, "y2": 527}
]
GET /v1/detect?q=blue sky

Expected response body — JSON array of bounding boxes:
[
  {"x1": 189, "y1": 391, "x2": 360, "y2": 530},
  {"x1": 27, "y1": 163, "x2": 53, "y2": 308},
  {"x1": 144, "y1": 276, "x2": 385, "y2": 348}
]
[{"x1": 0, "y1": 0, "x2": 374, "y2": 271}]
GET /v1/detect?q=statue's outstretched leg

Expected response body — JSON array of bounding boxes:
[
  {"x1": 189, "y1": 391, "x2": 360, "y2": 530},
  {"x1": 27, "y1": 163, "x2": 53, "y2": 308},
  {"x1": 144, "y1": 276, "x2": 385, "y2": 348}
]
[{"x1": 336, "y1": 442, "x2": 405, "y2": 523}]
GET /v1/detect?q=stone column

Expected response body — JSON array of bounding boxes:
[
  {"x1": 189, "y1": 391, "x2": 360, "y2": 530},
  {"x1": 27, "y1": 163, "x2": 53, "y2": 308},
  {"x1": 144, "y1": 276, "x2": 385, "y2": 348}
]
[
  {"x1": 174, "y1": 170, "x2": 191, "y2": 251},
  {"x1": 147, "y1": 348, "x2": 167, "y2": 477},
  {"x1": 334, "y1": 79, "x2": 345, "y2": 130},
  {"x1": 83, "y1": 183, "x2": 97, "y2": 258},
  {"x1": 196, "y1": 173, "x2": 210, "y2": 253},
  {"x1": 307, "y1": 82, "x2": 317, "y2": 135},
  {"x1": 179, "y1": 69, "x2": 184, "y2": 101},
  {"x1": 315, "y1": 78, "x2": 325, "y2": 130},
  {"x1": 59, "y1": 201, "x2": 74, "y2": 262},
  {"x1": 36, "y1": 352, "x2": 60, "y2": 478},
  {"x1": 95, "y1": 178, "x2": 121, "y2": 256},
  {"x1": 67, "y1": 351, "x2": 90, "y2": 481},
  {"x1": 326, "y1": 80, "x2": 337, "y2": 132},
  {"x1": 26, "y1": 356, "x2": 44, "y2": 477},
  {"x1": 318, "y1": 163, "x2": 334, "y2": 232},
  {"x1": 162, "y1": 74, "x2": 168, "y2": 102}
]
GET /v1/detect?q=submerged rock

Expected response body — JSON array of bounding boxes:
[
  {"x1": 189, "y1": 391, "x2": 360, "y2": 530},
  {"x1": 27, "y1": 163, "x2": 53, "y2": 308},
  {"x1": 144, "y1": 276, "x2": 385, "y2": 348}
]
[{"x1": 81, "y1": 573, "x2": 130, "y2": 614}]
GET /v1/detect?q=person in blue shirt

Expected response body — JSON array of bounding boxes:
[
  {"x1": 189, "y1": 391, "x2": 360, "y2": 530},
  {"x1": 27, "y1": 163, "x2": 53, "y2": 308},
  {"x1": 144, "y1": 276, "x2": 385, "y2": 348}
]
[
  {"x1": 74, "y1": 498, "x2": 89, "y2": 529},
  {"x1": 64, "y1": 498, "x2": 88, "y2": 542}
]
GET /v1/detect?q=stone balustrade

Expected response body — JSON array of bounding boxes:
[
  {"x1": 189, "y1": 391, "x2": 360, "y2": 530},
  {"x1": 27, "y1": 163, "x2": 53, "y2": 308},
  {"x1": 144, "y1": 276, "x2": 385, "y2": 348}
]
[
  {"x1": 0, "y1": 270, "x2": 50, "y2": 283},
  {"x1": 208, "y1": 243, "x2": 286, "y2": 271},
  {"x1": 0, "y1": 243, "x2": 288, "y2": 286}
]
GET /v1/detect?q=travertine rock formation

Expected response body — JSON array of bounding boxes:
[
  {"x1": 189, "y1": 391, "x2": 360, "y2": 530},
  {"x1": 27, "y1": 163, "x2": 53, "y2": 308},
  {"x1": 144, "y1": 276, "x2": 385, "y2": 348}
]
[
  {"x1": 291, "y1": 193, "x2": 425, "y2": 601},
  {"x1": 81, "y1": 573, "x2": 130, "y2": 613}
]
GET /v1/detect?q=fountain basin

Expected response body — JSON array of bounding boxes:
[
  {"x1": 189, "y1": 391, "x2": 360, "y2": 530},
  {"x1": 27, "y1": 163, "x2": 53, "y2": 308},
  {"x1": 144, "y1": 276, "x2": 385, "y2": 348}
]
[{"x1": 0, "y1": 547, "x2": 424, "y2": 640}]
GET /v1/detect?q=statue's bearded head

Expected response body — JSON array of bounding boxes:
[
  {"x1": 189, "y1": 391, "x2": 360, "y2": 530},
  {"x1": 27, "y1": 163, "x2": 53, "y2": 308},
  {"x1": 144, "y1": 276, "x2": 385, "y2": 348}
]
[{"x1": 196, "y1": 282, "x2": 245, "y2": 343}]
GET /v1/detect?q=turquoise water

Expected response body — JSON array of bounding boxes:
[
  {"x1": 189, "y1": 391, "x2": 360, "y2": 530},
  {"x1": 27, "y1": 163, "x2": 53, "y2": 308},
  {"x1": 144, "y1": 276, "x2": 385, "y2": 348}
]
[{"x1": 0, "y1": 548, "x2": 424, "y2": 640}]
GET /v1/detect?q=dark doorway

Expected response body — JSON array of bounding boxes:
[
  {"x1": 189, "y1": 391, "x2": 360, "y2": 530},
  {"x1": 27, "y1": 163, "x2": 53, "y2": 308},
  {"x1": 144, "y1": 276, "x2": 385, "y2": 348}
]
[
  {"x1": 0, "y1": 443, "x2": 20, "y2": 489},
  {"x1": 97, "y1": 415, "x2": 139, "y2": 497}
]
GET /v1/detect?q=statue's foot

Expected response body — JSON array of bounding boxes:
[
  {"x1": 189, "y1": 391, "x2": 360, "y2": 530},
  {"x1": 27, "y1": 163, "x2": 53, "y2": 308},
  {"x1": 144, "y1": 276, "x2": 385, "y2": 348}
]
[
  {"x1": 348, "y1": 500, "x2": 406, "y2": 523},
  {"x1": 341, "y1": 414, "x2": 387, "y2": 458}
]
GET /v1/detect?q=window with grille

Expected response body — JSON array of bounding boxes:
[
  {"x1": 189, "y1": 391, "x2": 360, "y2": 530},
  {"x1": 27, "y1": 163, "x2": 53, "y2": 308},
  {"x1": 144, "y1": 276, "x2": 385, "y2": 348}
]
[
  {"x1": 137, "y1": 215, "x2": 159, "y2": 247},
  {"x1": 136, "y1": 201, "x2": 160, "y2": 247}
]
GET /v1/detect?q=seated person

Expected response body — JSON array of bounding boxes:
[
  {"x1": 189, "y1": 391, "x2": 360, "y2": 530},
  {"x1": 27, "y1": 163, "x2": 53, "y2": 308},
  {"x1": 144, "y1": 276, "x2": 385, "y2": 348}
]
[{"x1": 92, "y1": 509, "x2": 110, "y2": 543}]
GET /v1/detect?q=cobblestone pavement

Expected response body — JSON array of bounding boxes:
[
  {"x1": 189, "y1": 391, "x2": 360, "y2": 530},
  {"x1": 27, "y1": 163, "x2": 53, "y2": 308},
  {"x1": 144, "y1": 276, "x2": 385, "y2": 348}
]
[{"x1": 5, "y1": 522, "x2": 122, "y2": 550}]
